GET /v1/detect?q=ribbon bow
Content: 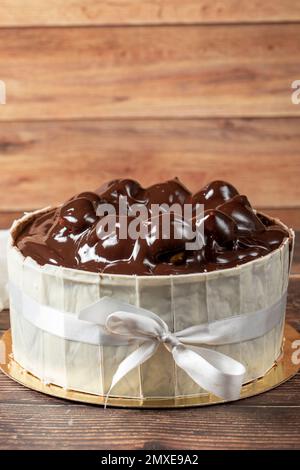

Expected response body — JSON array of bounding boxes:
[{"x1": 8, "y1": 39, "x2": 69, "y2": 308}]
[
  {"x1": 104, "y1": 308, "x2": 246, "y2": 401},
  {"x1": 79, "y1": 293, "x2": 285, "y2": 402}
]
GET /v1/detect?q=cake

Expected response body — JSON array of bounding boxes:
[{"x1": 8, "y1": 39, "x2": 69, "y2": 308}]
[{"x1": 7, "y1": 179, "x2": 294, "y2": 401}]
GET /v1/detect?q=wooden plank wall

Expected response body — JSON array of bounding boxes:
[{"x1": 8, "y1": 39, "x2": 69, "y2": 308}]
[{"x1": 0, "y1": 1, "x2": 299, "y2": 213}]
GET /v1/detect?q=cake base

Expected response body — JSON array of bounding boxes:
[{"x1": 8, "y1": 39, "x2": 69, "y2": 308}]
[{"x1": 1, "y1": 324, "x2": 299, "y2": 408}]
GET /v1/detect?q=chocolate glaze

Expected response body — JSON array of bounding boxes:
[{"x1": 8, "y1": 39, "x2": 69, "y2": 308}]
[{"x1": 16, "y1": 179, "x2": 289, "y2": 275}]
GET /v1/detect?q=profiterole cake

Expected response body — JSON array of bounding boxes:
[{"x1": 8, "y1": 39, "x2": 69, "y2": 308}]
[{"x1": 7, "y1": 179, "x2": 294, "y2": 401}]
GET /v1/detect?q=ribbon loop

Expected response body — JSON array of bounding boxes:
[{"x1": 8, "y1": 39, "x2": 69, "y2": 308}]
[
  {"x1": 106, "y1": 311, "x2": 165, "y2": 342},
  {"x1": 173, "y1": 346, "x2": 245, "y2": 401}
]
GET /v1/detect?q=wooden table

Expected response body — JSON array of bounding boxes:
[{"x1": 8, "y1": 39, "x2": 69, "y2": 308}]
[{"x1": 0, "y1": 209, "x2": 299, "y2": 450}]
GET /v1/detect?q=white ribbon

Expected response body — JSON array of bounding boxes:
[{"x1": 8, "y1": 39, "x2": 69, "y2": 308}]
[{"x1": 9, "y1": 282, "x2": 287, "y2": 401}]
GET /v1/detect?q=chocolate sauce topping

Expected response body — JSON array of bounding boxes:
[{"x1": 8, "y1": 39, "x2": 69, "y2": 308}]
[{"x1": 15, "y1": 179, "x2": 289, "y2": 275}]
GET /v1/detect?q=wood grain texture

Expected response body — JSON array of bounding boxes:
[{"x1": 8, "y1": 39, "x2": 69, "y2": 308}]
[
  {"x1": 0, "y1": 212, "x2": 23, "y2": 229},
  {"x1": 0, "y1": 24, "x2": 299, "y2": 120},
  {"x1": 1, "y1": 0, "x2": 300, "y2": 27},
  {"x1": 1, "y1": 118, "x2": 300, "y2": 210},
  {"x1": 0, "y1": 404, "x2": 299, "y2": 450},
  {"x1": 263, "y1": 208, "x2": 300, "y2": 231},
  {"x1": 0, "y1": 310, "x2": 9, "y2": 331}
]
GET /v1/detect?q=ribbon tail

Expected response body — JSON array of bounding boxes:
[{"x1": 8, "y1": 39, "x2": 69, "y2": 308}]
[
  {"x1": 172, "y1": 345, "x2": 246, "y2": 401},
  {"x1": 105, "y1": 340, "x2": 158, "y2": 407}
]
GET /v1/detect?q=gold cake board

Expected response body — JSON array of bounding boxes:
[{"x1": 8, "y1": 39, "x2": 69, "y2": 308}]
[{"x1": 1, "y1": 325, "x2": 300, "y2": 408}]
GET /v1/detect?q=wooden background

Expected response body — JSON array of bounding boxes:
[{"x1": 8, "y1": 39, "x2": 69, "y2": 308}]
[
  {"x1": 0, "y1": 0, "x2": 300, "y2": 451},
  {"x1": 0, "y1": 1, "x2": 300, "y2": 212}
]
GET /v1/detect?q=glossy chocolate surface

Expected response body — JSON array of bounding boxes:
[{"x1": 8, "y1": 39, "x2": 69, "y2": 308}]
[{"x1": 16, "y1": 179, "x2": 289, "y2": 275}]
